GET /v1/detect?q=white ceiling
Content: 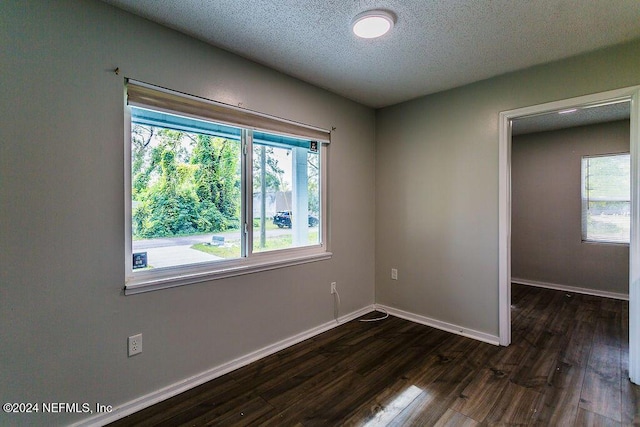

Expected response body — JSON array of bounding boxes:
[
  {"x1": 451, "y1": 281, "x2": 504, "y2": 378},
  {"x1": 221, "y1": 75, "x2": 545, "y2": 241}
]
[{"x1": 102, "y1": 0, "x2": 640, "y2": 108}]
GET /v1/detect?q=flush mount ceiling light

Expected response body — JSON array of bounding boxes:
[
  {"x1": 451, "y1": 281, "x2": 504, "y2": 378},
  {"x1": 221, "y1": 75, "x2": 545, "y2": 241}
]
[{"x1": 352, "y1": 10, "x2": 395, "y2": 39}]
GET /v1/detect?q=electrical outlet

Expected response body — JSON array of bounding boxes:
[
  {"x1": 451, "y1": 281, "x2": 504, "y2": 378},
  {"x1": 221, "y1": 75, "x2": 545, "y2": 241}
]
[
  {"x1": 128, "y1": 333, "x2": 142, "y2": 357},
  {"x1": 391, "y1": 268, "x2": 398, "y2": 280},
  {"x1": 331, "y1": 282, "x2": 337, "y2": 294}
]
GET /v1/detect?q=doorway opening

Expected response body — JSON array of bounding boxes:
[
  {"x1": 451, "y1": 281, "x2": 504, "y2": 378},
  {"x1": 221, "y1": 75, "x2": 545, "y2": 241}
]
[{"x1": 498, "y1": 86, "x2": 640, "y2": 384}]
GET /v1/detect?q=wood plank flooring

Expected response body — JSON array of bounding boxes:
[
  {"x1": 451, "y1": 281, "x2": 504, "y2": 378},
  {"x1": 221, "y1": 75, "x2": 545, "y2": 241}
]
[{"x1": 108, "y1": 284, "x2": 639, "y2": 426}]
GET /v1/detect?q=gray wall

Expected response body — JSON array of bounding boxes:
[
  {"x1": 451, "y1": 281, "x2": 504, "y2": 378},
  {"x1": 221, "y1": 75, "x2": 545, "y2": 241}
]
[
  {"x1": 375, "y1": 40, "x2": 640, "y2": 337},
  {"x1": 0, "y1": 1, "x2": 375, "y2": 425},
  {"x1": 512, "y1": 121, "x2": 630, "y2": 295}
]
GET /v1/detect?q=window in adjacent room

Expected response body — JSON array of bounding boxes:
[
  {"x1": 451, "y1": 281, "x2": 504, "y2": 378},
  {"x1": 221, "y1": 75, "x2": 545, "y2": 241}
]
[
  {"x1": 125, "y1": 81, "x2": 330, "y2": 292},
  {"x1": 581, "y1": 153, "x2": 630, "y2": 243}
]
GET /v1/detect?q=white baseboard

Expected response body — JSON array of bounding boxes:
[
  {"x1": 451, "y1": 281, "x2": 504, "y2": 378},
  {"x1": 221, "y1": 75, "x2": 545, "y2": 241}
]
[
  {"x1": 374, "y1": 304, "x2": 500, "y2": 346},
  {"x1": 71, "y1": 305, "x2": 375, "y2": 427},
  {"x1": 512, "y1": 278, "x2": 629, "y2": 301}
]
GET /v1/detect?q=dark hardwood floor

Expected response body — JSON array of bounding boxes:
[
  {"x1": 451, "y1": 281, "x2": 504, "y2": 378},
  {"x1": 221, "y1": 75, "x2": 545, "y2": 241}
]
[{"x1": 109, "y1": 284, "x2": 640, "y2": 426}]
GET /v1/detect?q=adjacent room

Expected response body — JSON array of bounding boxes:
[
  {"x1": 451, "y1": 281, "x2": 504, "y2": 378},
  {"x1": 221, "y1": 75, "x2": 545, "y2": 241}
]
[
  {"x1": 2, "y1": 0, "x2": 640, "y2": 425},
  {"x1": 511, "y1": 105, "x2": 631, "y2": 298}
]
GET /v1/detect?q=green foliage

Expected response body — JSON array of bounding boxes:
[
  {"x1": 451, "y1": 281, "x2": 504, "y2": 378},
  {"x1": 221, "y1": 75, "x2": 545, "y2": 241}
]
[
  {"x1": 192, "y1": 134, "x2": 241, "y2": 229},
  {"x1": 131, "y1": 125, "x2": 241, "y2": 238},
  {"x1": 253, "y1": 144, "x2": 286, "y2": 192}
]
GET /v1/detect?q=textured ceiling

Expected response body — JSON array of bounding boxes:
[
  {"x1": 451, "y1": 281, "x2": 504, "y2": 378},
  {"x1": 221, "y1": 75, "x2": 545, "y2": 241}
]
[
  {"x1": 512, "y1": 101, "x2": 631, "y2": 136},
  {"x1": 102, "y1": 0, "x2": 640, "y2": 108}
]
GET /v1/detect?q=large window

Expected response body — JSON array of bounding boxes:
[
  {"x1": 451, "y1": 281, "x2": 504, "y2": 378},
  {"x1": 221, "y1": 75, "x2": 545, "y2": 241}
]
[
  {"x1": 581, "y1": 153, "x2": 630, "y2": 243},
  {"x1": 125, "y1": 81, "x2": 330, "y2": 293}
]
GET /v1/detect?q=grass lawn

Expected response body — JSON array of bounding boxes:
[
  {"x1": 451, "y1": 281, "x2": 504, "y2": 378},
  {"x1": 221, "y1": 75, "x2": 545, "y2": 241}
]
[
  {"x1": 192, "y1": 231, "x2": 318, "y2": 258},
  {"x1": 192, "y1": 242, "x2": 241, "y2": 258}
]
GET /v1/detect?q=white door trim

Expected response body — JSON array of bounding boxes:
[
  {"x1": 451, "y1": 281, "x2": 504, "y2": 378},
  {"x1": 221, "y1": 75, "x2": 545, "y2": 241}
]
[{"x1": 498, "y1": 86, "x2": 640, "y2": 384}]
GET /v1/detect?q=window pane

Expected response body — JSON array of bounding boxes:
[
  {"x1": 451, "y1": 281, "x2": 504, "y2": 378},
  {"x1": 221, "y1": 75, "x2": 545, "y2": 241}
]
[
  {"x1": 253, "y1": 135, "x2": 320, "y2": 253},
  {"x1": 131, "y1": 108, "x2": 242, "y2": 269},
  {"x1": 582, "y1": 154, "x2": 630, "y2": 243}
]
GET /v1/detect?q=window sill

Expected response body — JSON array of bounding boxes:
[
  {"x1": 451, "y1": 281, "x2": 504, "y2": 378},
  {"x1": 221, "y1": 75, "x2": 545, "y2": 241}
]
[
  {"x1": 125, "y1": 250, "x2": 332, "y2": 295},
  {"x1": 582, "y1": 239, "x2": 630, "y2": 246}
]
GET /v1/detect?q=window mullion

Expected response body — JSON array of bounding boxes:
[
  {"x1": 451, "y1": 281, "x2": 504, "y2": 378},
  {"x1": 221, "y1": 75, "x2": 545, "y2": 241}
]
[{"x1": 243, "y1": 129, "x2": 254, "y2": 257}]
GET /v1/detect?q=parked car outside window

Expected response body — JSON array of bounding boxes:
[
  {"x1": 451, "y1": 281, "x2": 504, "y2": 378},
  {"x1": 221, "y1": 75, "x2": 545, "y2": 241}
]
[{"x1": 273, "y1": 211, "x2": 319, "y2": 228}]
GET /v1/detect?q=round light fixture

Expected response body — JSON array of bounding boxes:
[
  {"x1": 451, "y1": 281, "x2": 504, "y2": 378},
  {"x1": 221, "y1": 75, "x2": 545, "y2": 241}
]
[{"x1": 352, "y1": 10, "x2": 395, "y2": 39}]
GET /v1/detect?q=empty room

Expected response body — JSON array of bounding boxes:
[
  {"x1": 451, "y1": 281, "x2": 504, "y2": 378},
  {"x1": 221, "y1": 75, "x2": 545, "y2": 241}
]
[{"x1": 2, "y1": 1, "x2": 640, "y2": 426}]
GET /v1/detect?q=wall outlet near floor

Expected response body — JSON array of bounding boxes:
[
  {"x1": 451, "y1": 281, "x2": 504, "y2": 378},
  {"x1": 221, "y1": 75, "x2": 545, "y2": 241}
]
[
  {"x1": 330, "y1": 282, "x2": 337, "y2": 294},
  {"x1": 128, "y1": 333, "x2": 142, "y2": 356},
  {"x1": 391, "y1": 268, "x2": 398, "y2": 280}
]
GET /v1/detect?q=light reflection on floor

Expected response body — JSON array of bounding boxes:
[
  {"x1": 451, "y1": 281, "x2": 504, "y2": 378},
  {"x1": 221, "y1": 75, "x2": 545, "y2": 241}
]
[{"x1": 363, "y1": 385, "x2": 425, "y2": 426}]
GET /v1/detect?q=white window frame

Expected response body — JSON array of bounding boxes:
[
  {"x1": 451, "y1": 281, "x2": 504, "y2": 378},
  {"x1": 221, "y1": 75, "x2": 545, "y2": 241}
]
[
  {"x1": 124, "y1": 81, "x2": 331, "y2": 294},
  {"x1": 581, "y1": 152, "x2": 631, "y2": 244}
]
